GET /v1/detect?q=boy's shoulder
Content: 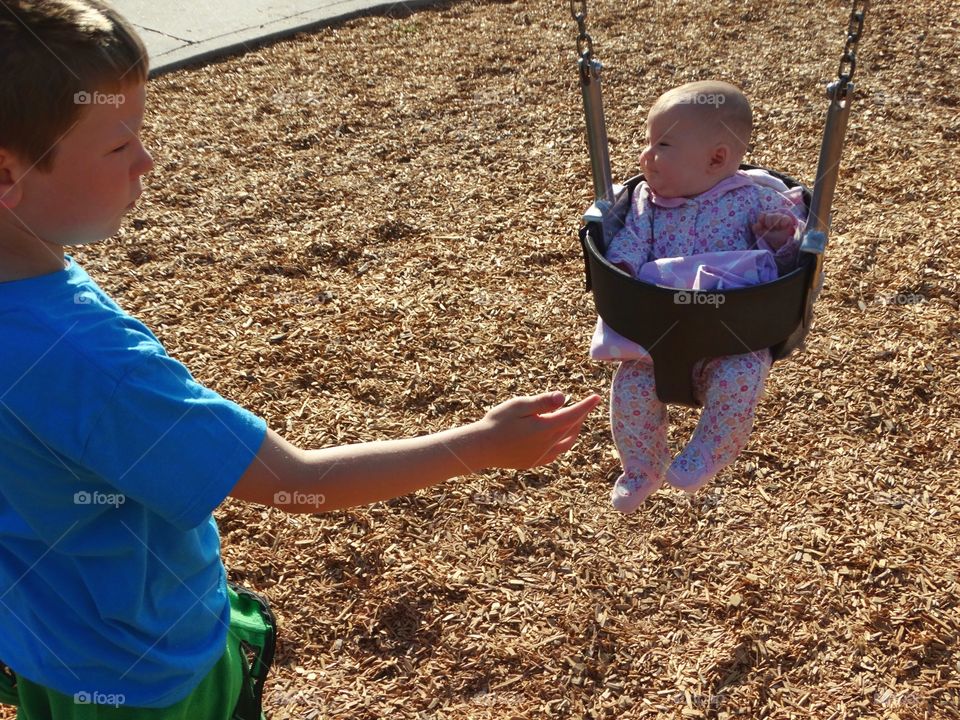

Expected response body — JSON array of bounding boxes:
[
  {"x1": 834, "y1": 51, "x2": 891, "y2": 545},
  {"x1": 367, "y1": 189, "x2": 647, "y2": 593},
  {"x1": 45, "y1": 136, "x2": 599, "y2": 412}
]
[{"x1": 0, "y1": 258, "x2": 165, "y2": 388}]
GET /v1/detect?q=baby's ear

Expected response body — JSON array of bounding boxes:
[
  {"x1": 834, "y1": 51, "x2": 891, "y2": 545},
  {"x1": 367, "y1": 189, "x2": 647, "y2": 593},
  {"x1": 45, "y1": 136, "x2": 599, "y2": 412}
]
[
  {"x1": 0, "y1": 149, "x2": 25, "y2": 210},
  {"x1": 707, "y1": 143, "x2": 731, "y2": 172}
]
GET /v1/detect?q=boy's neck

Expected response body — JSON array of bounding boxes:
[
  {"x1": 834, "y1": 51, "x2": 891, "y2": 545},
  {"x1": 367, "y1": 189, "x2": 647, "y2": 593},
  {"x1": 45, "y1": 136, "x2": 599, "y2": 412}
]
[{"x1": 0, "y1": 231, "x2": 67, "y2": 282}]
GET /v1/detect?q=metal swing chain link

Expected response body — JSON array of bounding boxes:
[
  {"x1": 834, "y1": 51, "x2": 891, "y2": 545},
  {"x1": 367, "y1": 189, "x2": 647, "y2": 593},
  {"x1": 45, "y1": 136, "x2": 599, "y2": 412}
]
[
  {"x1": 835, "y1": 0, "x2": 868, "y2": 94},
  {"x1": 569, "y1": 0, "x2": 593, "y2": 64}
]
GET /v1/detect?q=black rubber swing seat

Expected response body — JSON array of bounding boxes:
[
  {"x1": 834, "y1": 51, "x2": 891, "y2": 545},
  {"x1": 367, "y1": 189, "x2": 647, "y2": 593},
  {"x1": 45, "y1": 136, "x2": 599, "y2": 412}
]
[{"x1": 581, "y1": 166, "x2": 817, "y2": 408}]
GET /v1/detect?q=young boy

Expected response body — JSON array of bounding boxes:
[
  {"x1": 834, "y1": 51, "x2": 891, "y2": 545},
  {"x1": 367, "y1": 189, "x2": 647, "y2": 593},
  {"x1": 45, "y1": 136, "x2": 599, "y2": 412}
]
[{"x1": 0, "y1": 1, "x2": 600, "y2": 717}]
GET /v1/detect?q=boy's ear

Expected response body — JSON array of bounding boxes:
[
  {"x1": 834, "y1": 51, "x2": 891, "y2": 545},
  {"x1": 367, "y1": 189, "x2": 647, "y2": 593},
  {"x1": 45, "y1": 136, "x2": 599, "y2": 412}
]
[{"x1": 0, "y1": 149, "x2": 25, "y2": 210}]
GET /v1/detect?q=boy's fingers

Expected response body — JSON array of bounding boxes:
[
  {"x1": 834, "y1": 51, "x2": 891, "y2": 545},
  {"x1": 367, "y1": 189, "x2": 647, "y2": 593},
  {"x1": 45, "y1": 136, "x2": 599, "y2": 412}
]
[
  {"x1": 553, "y1": 433, "x2": 580, "y2": 455},
  {"x1": 531, "y1": 400, "x2": 598, "y2": 465},
  {"x1": 545, "y1": 418, "x2": 592, "y2": 458},
  {"x1": 539, "y1": 394, "x2": 602, "y2": 422},
  {"x1": 512, "y1": 391, "x2": 567, "y2": 417}
]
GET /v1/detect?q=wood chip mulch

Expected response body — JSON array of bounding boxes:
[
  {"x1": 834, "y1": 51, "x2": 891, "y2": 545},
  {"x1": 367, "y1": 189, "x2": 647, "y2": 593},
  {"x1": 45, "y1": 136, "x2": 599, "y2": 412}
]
[{"x1": 8, "y1": 0, "x2": 959, "y2": 718}]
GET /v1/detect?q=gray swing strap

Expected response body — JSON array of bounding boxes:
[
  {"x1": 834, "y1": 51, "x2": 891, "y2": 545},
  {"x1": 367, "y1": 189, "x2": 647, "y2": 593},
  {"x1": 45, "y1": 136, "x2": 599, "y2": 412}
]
[
  {"x1": 779, "y1": 0, "x2": 868, "y2": 353},
  {"x1": 805, "y1": 0, "x2": 869, "y2": 246},
  {"x1": 570, "y1": 0, "x2": 614, "y2": 210}
]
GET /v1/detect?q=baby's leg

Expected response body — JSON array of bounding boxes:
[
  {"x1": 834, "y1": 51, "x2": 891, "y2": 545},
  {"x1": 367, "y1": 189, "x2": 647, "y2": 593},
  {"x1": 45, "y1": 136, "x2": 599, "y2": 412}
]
[
  {"x1": 667, "y1": 350, "x2": 772, "y2": 493},
  {"x1": 609, "y1": 359, "x2": 671, "y2": 512}
]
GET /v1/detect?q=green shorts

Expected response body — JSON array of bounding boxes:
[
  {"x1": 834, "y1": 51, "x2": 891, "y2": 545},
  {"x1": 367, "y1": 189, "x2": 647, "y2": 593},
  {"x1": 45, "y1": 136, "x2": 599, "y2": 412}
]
[
  {"x1": 6, "y1": 639, "x2": 242, "y2": 720},
  {"x1": 0, "y1": 585, "x2": 273, "y2": 720}
]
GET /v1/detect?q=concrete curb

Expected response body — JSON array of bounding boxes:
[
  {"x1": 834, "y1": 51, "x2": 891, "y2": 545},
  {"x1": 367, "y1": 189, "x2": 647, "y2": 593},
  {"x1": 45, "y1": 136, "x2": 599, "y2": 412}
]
[{"x1": 111, "y1": 0, "x2": 441, "y2": 77}]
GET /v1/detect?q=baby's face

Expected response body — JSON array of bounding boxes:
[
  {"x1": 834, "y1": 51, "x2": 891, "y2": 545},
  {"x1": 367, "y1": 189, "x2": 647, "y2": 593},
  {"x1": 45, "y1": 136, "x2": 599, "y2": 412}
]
[{"x1": 639, "y1": 103, "x2": 720, "y2": 199}]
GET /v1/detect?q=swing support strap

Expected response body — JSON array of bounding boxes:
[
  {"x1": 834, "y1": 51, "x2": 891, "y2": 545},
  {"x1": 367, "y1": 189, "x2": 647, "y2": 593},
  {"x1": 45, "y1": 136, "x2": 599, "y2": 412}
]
[
  {"x1": 782, "y1": 0, "x2": 868, "y2": 353},
  {"x1": 570, "y1": 0, "x2": 869, "y2": 406},
  {"x1": 570, "y1": 0, "x2": 615, "y2": 209},
  {"x1": 803, "y1": 0, "x2": 868, "y2": 247}
]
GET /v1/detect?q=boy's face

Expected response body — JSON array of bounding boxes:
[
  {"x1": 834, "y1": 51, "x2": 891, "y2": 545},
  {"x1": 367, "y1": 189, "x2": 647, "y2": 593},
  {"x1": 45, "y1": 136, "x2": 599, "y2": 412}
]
[
  {"x1": 639, "y1": 103, "x2": 723, "y2": 199},
  {"x1": 9, "y1": 82, "x2": 153, "y2": 249}
]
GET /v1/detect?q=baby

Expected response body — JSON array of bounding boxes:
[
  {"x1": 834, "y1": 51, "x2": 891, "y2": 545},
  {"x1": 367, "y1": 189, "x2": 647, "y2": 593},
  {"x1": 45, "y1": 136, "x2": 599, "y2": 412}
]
[{"x1": 591, "y1": 80, "x2": 804, "y2": 513}]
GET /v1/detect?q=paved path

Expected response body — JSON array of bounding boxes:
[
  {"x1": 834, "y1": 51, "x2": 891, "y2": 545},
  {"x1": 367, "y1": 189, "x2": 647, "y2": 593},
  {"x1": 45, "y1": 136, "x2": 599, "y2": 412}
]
[{"x1": 112, "y1": 0, "x2": 429, "y2": 75}]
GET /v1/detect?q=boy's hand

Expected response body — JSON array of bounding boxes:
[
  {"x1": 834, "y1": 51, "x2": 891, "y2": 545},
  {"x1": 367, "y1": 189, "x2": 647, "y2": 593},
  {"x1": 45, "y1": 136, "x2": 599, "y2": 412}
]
[
  {"x1": 476, "y1": 392, "x2": 602, "y2": 470},
  {"x1": 752, "y1": 212, "x2": 796, "y2": 250}
]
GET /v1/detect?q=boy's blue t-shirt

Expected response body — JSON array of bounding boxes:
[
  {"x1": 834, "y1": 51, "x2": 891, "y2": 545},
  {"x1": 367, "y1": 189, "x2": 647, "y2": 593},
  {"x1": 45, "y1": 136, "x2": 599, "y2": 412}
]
[{"x1": 0, "y1": 258, "x2": 268, "y2": 708}]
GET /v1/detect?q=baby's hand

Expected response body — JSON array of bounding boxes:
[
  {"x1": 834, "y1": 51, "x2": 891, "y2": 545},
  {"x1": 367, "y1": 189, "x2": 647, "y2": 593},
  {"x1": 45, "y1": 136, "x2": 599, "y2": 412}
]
[{"x1": 752, "y1": 212, "x2": 796, "y2": 250}]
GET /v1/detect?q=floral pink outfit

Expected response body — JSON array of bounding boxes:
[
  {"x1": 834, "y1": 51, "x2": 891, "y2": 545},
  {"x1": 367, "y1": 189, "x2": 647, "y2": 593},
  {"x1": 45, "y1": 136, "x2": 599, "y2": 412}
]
[{"x1": 591, "y1": 170, "x2": 805, "y2": 512}]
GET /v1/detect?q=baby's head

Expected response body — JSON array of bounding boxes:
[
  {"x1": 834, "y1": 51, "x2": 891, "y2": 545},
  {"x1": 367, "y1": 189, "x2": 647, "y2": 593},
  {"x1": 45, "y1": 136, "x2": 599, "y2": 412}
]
[
  {"x1": 640, "y1": 81, "x2": 752, "y2": 199},
  {"x1": 0, "y1": 0, "x2": 152, "y2": 249}
]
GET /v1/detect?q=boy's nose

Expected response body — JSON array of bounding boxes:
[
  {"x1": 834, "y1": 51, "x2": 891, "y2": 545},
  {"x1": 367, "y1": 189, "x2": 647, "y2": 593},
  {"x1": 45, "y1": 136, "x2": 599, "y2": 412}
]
[{"x1": 134, "y1": 144, "x2": 155, "y2": 177}]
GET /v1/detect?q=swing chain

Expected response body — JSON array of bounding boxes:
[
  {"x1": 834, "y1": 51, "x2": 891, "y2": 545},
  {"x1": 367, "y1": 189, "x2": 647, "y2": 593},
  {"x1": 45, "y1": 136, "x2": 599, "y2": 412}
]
[
  {"x1": 569, "y1": 0, "x2": 593, "y2": 64},
  {"x1": 835, "y1": 0, "x2": 868, "y2": 94}
]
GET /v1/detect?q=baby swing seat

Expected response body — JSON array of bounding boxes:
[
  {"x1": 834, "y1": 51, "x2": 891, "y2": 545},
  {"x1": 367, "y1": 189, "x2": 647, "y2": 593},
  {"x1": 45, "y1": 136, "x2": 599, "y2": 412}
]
[
  {"x1": 570, "y1": 0, "x2": 867, "y2": 407},
  {"x1": 580, "y1": 167, "x2": 815, "y2": 407}
]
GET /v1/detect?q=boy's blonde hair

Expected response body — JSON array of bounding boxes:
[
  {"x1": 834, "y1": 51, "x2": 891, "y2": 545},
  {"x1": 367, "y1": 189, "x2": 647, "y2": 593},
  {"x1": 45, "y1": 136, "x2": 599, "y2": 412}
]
[{"x1": 0, "y1": 0, "x2": 148, "y2": 171}]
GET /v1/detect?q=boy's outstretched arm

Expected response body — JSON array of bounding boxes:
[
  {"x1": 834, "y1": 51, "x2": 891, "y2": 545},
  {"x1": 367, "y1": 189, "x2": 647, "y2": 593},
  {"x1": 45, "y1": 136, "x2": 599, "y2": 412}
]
[{"x1": 230, "y1": 392, "x2": 602, "y2": 513}]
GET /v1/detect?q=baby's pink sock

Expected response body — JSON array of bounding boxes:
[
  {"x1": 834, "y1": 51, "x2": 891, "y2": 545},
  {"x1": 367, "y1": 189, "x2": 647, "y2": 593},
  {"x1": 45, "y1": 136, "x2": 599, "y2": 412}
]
[
  {"x1": 665, "y1": 448, "x2": 717, "y2": 494},
  {"x1": 611, "y1": 470, "x2": 662, "y2": 513}
]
